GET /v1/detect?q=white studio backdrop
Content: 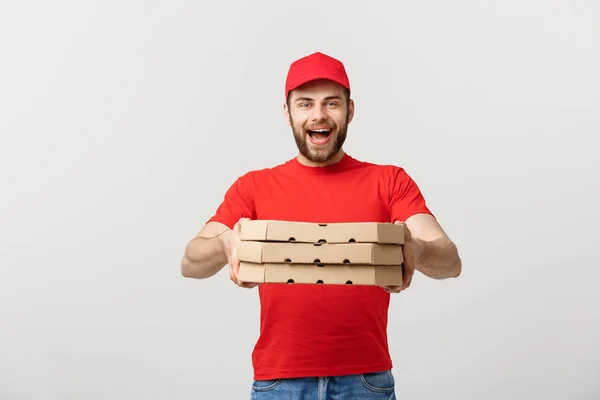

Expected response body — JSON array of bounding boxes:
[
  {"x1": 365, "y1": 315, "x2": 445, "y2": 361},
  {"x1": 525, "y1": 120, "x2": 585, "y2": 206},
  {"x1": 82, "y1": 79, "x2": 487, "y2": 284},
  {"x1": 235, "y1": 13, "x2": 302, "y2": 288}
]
[{"x1": 1, "y1": 1, "x2": 599, "y2": 399}]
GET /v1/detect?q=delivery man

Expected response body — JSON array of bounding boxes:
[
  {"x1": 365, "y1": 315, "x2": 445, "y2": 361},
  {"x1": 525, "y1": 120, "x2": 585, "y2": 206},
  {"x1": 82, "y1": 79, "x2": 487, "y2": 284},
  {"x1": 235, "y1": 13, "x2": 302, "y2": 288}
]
[{"x1": 181, "y1": 51, "x2": 462, "y2": 399}]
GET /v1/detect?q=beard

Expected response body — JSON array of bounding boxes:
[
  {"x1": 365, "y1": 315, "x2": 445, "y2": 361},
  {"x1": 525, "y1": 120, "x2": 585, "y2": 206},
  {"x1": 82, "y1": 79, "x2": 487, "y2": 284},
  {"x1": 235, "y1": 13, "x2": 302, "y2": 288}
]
[{"x1": 290, "y1": 114, "x2": 349, "y2": 164}]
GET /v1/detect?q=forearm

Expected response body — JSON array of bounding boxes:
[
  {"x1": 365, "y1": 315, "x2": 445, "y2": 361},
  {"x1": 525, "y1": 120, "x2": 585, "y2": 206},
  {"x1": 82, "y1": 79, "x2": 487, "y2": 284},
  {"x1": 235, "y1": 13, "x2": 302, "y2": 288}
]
[
  {"x1": 413, "y1": 237, "x2": 461, "y2": 279},
  {"x1": 181, "y1": 235, "x2": 228, "y2": 279}
]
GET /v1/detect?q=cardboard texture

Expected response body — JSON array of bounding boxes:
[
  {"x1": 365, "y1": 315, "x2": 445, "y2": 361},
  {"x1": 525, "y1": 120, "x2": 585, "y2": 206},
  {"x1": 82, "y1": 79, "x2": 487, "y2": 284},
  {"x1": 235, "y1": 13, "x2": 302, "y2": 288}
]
[
  {"x1": 237, "y1": 241, "x2": 403, "y2": 265},
  {"x1": 237, "y1": 262, "x2": 266, "y2": 283},
  {"x1": 239, "y1": 220, "x2": 404, "y2": 244},
  {"x1": 236, "y1": 220, "x2": 406, "y2": 287},
  {"x1": 267, "y1": 263, "x2": 403, "y2": 286},
  {"x1": 237, "y1": 262, "x2": 403, "y2": 286}
]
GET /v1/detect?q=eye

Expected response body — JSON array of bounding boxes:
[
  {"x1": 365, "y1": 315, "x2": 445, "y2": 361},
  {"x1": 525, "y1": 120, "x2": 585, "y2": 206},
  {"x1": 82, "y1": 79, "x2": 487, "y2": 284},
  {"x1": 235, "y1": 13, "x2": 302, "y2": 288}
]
[{"x1": 327, "y1": 102, "x2": 338, "y2": 107}]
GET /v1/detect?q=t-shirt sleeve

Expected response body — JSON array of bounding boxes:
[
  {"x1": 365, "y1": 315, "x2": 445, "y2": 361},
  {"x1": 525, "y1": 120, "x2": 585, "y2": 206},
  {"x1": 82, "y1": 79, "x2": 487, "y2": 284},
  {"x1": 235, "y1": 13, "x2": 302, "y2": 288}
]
[
  {"x1": 389, "y1": 167, "x2": 434, "y2": 222},
  {"x1": 206, "y1": 172, "x2": 256, "y2": 229}
]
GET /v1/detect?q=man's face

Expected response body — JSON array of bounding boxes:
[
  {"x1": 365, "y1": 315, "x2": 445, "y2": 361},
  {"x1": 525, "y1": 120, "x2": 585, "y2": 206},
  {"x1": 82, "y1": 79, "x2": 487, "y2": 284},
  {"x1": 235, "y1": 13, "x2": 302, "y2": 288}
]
[{"x1": 284, "y1": 79, "x2": 354, "y2": 165}]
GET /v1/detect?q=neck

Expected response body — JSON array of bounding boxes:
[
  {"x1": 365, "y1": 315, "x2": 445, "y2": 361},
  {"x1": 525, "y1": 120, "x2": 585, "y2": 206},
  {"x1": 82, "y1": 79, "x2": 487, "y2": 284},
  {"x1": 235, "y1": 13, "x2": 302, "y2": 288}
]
[{"x1": 296, "y1": 149, "x2": 345, "y2": 167}]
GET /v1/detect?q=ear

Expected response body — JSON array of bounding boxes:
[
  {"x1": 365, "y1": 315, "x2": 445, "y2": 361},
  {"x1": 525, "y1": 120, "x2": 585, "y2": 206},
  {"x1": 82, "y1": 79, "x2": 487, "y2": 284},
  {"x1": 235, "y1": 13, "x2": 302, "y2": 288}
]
[
  {"x1": 347, "y1": 98, "x2": 355, "y2": 124},
  {"x1": 283, "y1": 102, "x2": 291, "y2": 126}
]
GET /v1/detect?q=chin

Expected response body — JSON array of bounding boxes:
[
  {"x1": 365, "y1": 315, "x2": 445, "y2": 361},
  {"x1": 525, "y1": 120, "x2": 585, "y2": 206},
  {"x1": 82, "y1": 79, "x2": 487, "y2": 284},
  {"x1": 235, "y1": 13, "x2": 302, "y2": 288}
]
[{"x1": 307, "y1": 149, "x2": 336, "y2": 163}]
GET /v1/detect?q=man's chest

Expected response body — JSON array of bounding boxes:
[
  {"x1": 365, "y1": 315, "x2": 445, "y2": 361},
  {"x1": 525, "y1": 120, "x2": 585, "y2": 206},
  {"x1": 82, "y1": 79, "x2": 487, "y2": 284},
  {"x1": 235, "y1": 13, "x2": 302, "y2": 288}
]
[{"x1": 253, "y1": 174, "x2": 391, "y2": 223}]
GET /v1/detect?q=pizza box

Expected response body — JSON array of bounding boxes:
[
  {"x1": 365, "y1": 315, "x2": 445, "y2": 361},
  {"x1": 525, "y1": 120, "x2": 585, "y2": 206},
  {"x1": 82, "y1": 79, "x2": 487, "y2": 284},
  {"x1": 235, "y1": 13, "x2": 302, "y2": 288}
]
[
  {"x1": 237, "y1": 262, "x2": 403, "y2": 286},
  {"x1": 237, "y1": 241, "x2": 403, "y2": 265},
  {"x1": 239, "y1": 220, "x2": 404, "y2": 244}
]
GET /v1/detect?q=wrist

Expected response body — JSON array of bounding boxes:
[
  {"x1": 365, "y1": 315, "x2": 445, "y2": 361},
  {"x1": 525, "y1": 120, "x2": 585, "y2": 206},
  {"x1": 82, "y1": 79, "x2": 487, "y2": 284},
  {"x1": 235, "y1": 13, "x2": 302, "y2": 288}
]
[
  {"x1": 218, "y1": 229, "x2": 232, "y2": 253},
  {"x1": 412, "y1": 238, "x2": 428, "y2": 266}
]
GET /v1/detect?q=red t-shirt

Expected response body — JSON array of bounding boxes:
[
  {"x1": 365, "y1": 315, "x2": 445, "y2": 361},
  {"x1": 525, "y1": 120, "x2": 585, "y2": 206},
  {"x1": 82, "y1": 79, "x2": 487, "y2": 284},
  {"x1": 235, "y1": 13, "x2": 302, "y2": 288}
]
[{"x1": 207, "y1": 153, "x2": 433, "y2": 380}]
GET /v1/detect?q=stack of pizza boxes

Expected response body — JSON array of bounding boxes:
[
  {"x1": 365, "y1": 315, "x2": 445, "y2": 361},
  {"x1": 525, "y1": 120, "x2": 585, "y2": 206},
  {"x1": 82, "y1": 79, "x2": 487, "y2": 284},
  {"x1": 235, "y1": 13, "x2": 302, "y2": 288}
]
[{"x1": 236, "y1": 220, "x2": 405, "y2": 286}]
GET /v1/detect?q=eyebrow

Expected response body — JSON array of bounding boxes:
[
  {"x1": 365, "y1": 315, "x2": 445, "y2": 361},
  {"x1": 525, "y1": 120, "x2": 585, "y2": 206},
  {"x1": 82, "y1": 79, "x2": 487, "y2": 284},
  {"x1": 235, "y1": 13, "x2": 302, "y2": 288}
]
[{"x1": 294, "y1": 95, "x2": 342, "y2": 103}]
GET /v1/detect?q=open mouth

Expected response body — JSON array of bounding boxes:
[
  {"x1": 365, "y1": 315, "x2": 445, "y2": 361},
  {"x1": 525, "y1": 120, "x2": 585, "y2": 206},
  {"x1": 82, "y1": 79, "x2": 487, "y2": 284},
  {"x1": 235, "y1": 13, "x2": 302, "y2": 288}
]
[{"x1": 307, "y1": 128, "x2": 332, "y2": 145}]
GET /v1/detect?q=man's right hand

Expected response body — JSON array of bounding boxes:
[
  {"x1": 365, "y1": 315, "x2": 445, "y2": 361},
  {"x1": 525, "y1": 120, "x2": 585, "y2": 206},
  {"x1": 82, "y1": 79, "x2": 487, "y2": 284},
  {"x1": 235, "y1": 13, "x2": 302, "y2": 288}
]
[{"x1": 220, "y1": 217, "x2": 258, "y2": 289}]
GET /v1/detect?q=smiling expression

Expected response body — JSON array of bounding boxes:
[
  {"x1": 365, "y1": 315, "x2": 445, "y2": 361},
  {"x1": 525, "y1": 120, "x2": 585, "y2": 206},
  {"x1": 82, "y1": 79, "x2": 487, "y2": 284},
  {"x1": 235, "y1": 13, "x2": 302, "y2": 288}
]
[{"x1": 284, "y1": 79, "x2": 354, "y2": 166}]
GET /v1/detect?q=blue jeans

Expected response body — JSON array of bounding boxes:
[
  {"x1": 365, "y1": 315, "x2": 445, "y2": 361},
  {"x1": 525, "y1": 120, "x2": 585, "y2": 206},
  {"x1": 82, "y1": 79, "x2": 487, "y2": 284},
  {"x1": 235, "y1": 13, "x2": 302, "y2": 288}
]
[{"x1": 250, "y1": 370, "x2": 396, "y2": 399}]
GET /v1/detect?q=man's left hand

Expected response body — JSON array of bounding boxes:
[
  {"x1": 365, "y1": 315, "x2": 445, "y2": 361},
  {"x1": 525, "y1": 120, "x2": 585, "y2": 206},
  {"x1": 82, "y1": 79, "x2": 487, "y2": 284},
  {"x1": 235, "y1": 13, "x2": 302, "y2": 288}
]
[{"x1": 383, "y1": 220, "x2": 417, "y2": 294}]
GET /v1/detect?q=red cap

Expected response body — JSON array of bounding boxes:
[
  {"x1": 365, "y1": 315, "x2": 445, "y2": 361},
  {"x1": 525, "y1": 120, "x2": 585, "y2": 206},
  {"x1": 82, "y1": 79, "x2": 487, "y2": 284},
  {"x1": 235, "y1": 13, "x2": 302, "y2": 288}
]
[{"x1": 285, "y1": 52, "x2": 350, "y2": 99}]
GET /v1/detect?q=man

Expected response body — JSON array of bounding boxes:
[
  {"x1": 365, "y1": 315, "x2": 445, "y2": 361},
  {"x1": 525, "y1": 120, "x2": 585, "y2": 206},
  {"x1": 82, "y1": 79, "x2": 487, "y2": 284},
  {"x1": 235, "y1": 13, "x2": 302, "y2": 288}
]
[{"x1": 181, "y1": 52, "x2": 462, "y2": 399}]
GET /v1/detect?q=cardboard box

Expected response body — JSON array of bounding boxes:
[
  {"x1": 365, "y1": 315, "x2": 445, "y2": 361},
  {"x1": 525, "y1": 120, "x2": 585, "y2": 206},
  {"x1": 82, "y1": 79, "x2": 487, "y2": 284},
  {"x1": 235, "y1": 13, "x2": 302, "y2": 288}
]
[
  {"x1": 238, "y1": 262, "x2": 403, "y2": 286},
  {"x1": 239, "y1": 220, "x2": 404, "y2": 244},
  {"x1": 237, "y1": 241, "x2": 403, "y2": 265},
  {"x1": 237, "y1": 261, "x2": 266, "y2": 283},
  {"x1": 236, "y1": 220, "x2": 406, "y2": 287}
]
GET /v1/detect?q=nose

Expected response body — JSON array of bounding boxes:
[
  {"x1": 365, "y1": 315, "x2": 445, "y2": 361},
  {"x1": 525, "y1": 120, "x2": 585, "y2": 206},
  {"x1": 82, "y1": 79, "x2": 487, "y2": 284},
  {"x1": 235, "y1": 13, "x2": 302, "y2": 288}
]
[{"x1": 310, "y1": 104, "x2": 327, "y2": 121}]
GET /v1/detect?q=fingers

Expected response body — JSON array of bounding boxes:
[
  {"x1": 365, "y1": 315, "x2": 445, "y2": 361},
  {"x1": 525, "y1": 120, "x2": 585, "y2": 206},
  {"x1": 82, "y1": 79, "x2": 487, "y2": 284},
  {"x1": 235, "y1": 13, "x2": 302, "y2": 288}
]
[
  {"x1": 401, "y1": 272, "x2": 413, "y2": 291},
  {"x1": 385, "y1": 220, "x2": 412, "y2": 294},
  {"x1": 384, "y1": 285, "x2": 402, "y2": 293},
  {"x1": 383, "y1": 279, "x2": 411, "y2": 294},
  {"x1": 229, "y1": 258, "x2": 240, "y2": 283},
  {"x1": 229, "y1": 259, "x2": 258, "y2": 289},
  {"x1": 229, "y1": 261, "x2": 236, "y2": 283},
  {"x1": 382, "y1": 262, "x2": 412, "y2": 294},
  {"x1": 401, "y1": 261, "x2": 413, "y2": 290},
  {"x1": 231, "y1": 275, "x2": 258, "y2": 288},
  {"x1": 383, "y1": 268, "x2": 412, "y2": 294}
]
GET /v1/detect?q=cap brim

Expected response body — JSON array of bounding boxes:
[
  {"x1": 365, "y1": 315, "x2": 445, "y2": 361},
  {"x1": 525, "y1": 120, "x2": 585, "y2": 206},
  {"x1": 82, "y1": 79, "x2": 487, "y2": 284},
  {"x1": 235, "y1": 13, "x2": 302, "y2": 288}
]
[{"x1": 286, "y1": 76, "x2": 350, "y2": 98}]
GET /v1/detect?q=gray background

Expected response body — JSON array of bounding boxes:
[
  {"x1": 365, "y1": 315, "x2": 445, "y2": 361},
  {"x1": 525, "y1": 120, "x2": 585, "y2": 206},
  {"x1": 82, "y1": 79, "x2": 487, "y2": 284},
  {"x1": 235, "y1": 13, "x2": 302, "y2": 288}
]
[{"x1": 1, "y1": 0, "x2": 599, "y2": 399}]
